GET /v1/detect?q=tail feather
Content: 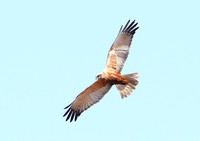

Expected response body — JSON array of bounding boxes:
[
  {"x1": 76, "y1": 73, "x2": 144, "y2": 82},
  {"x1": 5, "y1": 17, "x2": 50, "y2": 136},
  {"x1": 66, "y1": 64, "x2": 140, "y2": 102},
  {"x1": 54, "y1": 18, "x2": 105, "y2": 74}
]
[{"x1": 116, "y1": 73, "x2": 139, "y2": 98}]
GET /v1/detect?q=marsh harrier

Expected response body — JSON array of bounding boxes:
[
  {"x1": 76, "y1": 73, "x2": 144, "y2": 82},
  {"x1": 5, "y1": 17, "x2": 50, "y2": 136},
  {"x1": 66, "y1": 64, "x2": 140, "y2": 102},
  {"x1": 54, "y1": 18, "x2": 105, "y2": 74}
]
[{"x1": 63, "y1": 20, "x2": 139, "y2": 122}]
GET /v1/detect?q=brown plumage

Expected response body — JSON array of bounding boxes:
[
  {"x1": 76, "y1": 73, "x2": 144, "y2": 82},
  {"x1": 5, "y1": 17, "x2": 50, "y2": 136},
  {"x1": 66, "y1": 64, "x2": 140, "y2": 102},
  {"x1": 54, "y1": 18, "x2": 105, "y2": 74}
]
[{"x1": 63, "y1": 20, "x2": 139, "y2": 122}]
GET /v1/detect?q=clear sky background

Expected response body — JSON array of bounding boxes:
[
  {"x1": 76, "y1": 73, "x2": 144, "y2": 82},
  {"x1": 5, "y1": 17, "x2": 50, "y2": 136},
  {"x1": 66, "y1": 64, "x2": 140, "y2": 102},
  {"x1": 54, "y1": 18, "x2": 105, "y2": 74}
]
[{"x1": 0, "y1": 0, "x2": 200, "y2": 141}]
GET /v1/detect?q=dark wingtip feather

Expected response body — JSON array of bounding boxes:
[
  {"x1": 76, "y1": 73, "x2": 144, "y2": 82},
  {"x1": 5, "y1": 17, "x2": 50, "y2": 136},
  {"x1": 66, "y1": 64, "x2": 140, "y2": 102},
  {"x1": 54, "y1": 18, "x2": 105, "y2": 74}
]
[
  {"x1": 63, "y1": 104, "x2": 82, "y2": 122},
  {"x1": 70, "y1": 112, "x2": 75, "y2": 122},
  {"x1": 126, "y1": 20, "x2": 135, "y2": 31},
  {"x1": 64, "y1": 103, "x2": 72, "y2": 109},
  {"x1": 121, "y1": 20, "x2": 139, "y2": 35},
  {"x1": 130, "y1": 26, "x2": 139, "y2": 34},
  {"x1": 118, "y1": 25, "x2": 123, "y2": 35},
  {"x1": 122, "y1": 20, "x2": 130, "y2": 32},
  {"x1": 63, "y1": 108, "x2": 71, "y2": 117},
  {"x1": 75, "y1": 112, "x2": 81, "y2": 121},
  {"x1": 74, "y1": 113, "x2": 78, "y2": 121},
  {"x1": 66, "y1": 110, "x2": 72, "y2": 121},
  {"x1": 128, "y1": 22, "x2": 138, "y2": 32}
]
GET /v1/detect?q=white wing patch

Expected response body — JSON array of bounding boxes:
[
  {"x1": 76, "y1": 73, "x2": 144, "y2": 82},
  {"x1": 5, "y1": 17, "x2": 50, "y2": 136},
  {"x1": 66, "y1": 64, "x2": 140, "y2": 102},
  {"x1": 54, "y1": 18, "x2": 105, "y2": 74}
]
[
  {"x1": 75, "y1": 83, "x2": 112, "y2": 113},
  {"x1": 104, "y1": 20, "x2": 139, "y2": 73},
  {"x1": 115, "y1": 46, "x2": 130, "y2": 72}
]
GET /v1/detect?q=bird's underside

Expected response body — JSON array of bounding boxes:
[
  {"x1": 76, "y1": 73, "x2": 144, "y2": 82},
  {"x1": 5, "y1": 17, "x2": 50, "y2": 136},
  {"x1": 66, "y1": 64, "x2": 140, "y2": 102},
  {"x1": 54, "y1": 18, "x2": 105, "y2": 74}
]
[{"x1": 63, "y1": 20, "x2": 139, "y2": 122}]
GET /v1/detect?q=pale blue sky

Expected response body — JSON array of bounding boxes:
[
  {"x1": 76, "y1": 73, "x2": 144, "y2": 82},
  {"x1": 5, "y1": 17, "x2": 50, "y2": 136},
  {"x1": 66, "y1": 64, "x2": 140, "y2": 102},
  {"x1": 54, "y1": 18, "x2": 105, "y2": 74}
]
[{"x1": 0, "y1": 0, "x2": 200, "y2": 141}]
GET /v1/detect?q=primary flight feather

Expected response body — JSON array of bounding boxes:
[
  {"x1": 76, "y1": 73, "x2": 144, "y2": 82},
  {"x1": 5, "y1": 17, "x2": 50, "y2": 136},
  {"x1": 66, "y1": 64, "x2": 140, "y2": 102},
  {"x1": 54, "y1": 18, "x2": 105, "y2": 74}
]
[{"x1": 63, "y1": 20, "x2": 139, "y2": 122}]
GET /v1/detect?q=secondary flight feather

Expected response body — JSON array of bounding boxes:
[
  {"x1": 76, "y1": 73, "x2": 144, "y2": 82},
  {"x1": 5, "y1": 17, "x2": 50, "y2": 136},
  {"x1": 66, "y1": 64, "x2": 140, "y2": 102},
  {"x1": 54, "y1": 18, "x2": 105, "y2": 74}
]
[{"x1": 63, "y1": 20, "x2": 139, "y2": 122}]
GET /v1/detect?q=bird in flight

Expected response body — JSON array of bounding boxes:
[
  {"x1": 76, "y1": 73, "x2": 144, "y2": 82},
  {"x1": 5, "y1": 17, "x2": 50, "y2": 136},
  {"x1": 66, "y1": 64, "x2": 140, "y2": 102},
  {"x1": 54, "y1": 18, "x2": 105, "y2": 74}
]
[{"x1": 63, "y1": 20, "x2": 139, "y2": 122}]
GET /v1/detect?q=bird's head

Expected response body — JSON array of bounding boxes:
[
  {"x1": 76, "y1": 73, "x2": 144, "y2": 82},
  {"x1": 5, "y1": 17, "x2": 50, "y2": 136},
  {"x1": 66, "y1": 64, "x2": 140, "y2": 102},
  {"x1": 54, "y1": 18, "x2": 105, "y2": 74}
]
[{"x1": 96, "y1": 72, "x2": 103, "y2": 80}]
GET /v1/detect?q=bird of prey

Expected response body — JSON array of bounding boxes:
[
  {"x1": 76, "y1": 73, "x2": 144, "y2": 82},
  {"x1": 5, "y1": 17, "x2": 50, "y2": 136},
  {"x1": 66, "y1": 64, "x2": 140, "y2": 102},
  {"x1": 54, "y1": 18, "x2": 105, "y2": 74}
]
[{"x1": 63, "y1": 20, "x2": 139, "y2": 122}]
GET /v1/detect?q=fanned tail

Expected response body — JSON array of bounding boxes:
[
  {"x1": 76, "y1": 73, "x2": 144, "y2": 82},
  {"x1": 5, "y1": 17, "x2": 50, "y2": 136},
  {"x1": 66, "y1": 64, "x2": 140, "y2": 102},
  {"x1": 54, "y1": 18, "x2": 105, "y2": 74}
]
[{"x1": 115, "y1": 73, "x2": 139, "y2": 98}]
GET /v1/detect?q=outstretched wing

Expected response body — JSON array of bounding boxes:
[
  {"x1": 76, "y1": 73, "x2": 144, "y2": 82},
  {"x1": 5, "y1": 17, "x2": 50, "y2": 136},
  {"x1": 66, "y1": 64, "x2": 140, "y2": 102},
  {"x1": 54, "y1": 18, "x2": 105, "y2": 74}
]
[
  {"x1": 63, "y1": 80, "x2": 112, "y2": 122},
  {"x1": 104, "y1": 20, "x2": 139, "y2": 73}
]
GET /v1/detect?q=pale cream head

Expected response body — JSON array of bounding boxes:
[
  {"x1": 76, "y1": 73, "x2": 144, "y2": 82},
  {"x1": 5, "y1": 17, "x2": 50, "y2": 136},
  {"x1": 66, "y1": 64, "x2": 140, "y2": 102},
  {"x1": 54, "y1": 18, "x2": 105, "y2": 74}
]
[{"x1": 96, "y1": 72, "x2": 103, "y2": 80}]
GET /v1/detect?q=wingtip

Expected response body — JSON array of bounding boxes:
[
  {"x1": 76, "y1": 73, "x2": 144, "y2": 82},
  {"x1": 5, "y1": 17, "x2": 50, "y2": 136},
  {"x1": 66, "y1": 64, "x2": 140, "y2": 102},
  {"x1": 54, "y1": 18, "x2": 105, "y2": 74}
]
[
  {"x1": 122, "y1": 20, "x2": 131, "y2": 32},
  {"x1": 66, "y1": 110, "x2": 72, "y2": 121},
  {"x1": 64, "y1": 103, "x2": 72, "y2": 109},
  {"x1": 121, "y1": 19, "x2": 139, "y2": 34},
  {"x1": 134, "y1": 26, "x2": 139, "y2": 32},
  {"x1": 70, "y1": 112, "x2": 75, "y2": 122},
  {"x1": 63, "y1": 108, "x2": 71, "y2": 117},
  {"x1": 64, "y1": 106, "x2": 82, "y2": 122}
]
